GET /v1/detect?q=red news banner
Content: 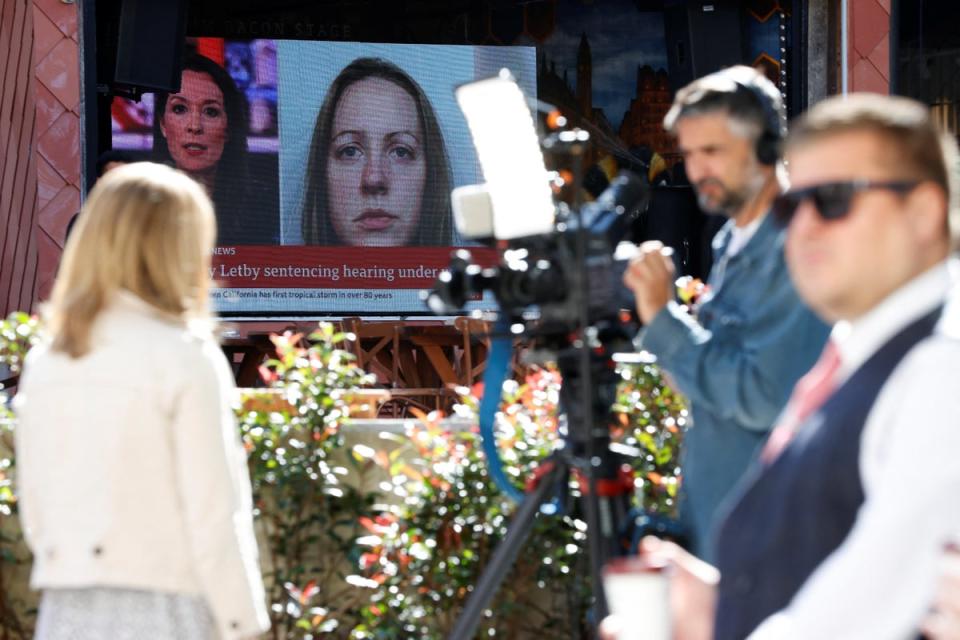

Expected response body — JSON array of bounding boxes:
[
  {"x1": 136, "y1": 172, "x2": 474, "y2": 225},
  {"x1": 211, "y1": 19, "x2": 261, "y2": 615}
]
[{"x1": 211, "y1": 246, "x2": 497, "y2": 289}]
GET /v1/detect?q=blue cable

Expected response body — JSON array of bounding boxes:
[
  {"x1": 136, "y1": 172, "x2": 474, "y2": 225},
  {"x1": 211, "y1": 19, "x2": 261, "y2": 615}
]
[{"x1": 478, "y1": 317, "x2": 525, "y2": 503}]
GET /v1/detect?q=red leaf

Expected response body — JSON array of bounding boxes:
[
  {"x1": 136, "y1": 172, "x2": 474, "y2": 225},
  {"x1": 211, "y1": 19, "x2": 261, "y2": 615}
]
[
  {"x1": 408, "y1": 406, "x2": 430, "y2": 423},
  {"x1": 258, "y1": 365, "x2": 277, "y2": 384},
  {"x1": 270, "y1": 330, "x2": 304, "y2": 349},
  {"x1": 301, "y1": 580, "x2": 320, "y2": 603},
  {"x1": 360, "y1": 552, "x2": 380, "y2": 570}
]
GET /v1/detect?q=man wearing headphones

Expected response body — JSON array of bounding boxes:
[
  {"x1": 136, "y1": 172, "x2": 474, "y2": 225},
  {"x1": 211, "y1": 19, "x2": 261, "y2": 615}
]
[{"x1": 623, "y1": 66, "x2": 830, "y2": 561}]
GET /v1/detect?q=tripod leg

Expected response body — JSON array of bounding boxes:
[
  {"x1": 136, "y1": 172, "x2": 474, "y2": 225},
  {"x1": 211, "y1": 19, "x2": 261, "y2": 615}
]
[
  {"x1": 583, "y1": 476, "x2": 611, "y2": 623},
  {"x1": 447, "y1": 460, "x2": 567, "y2": 640},
  {"x1": 581, "y1": 477, "x2": 634, "y2": 628}
]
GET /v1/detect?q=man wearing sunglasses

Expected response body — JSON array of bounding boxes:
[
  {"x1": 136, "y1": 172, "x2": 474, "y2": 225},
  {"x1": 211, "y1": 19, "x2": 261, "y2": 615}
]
[
  {"x1": 625, "y1": 94, "x2": 960, "y2": 640},
  {"x1": 623, "y1": 66, "x2": 830, "y2": 562}
]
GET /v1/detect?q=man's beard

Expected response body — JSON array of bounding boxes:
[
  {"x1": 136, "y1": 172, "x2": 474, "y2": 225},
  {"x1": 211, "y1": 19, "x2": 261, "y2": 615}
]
[{"x1": 693, "y1": 178, "x2": 749, "y2": 216}]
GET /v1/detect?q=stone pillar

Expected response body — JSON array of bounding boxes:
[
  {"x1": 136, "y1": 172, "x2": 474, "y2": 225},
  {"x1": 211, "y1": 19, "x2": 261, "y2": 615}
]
[{"x1": 805, "y1": 0, "x2": 832, "y2": 106}]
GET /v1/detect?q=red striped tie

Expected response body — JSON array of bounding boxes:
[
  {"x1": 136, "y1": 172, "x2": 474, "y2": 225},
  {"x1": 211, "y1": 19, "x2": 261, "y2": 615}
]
[{"x1": 761, "y1": 341, "x2": 842, "y2": 464}]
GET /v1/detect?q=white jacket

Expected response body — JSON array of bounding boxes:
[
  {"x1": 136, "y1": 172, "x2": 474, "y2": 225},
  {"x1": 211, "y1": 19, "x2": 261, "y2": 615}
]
[{"x1": 13, "y1": 292, "x2": 270, "y2": 639}]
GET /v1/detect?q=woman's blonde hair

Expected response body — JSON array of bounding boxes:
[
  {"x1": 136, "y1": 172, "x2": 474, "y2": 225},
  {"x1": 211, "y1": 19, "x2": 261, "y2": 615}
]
[{"x1": 47, "y1": 162, "x2": 216, "y2": 358}]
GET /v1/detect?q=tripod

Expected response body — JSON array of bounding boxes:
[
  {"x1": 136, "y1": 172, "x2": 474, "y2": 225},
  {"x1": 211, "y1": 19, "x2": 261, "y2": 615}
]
[{"x1": 448, "y1": 342, "x2": 636, "y2": 639}]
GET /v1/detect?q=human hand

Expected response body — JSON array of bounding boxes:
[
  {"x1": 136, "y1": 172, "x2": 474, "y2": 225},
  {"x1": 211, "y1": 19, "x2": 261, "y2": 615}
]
[
  {"x1": 623, "y1": 241, "x2": 676, "y2": 325},
  {"x1": 599, "y1": 614, "x2": 625, "y2": 640},
  {"x1": 599, "y1": 537, "x2": 719, "y2": 640},
  {"x1": 921, "y1": 543, "x2": 960, "y2": 640},
  {"x1": 641, "y1": 536, "x2": 718, "y2": 640}
]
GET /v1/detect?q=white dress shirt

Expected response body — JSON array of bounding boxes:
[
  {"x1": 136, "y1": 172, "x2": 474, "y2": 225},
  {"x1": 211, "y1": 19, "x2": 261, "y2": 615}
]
[{"x1": 749, "y1": 259, "x2": 960, "y2": 639}]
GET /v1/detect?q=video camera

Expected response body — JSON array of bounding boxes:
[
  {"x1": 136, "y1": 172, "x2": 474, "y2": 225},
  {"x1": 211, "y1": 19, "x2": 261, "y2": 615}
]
[
  {"x1": 425, "y1": 71, "x2": 650, "y2": 341},
  {"x1": 428, "y1": 173, "x2": 648, "y2": 334}
]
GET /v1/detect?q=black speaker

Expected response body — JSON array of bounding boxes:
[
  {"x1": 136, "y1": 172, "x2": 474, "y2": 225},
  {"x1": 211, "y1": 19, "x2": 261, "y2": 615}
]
[
  {"x1": 663, "y1": 0, "x2": 744, "y2": 93},
  {"x1": 114, "y1": 0, "x2": 189, "y2": 93}
]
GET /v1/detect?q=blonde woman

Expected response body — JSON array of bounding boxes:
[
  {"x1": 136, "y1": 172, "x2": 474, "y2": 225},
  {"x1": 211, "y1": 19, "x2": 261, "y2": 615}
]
[{"x1": 13, "y1": 163, "x2": 269, "y2": 639}]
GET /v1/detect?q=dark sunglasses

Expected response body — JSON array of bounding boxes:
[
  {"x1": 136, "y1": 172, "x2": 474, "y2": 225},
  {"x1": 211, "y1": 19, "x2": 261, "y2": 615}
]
[{"x1": 772, "y1": 180, "x2": 919, "y2": 227}]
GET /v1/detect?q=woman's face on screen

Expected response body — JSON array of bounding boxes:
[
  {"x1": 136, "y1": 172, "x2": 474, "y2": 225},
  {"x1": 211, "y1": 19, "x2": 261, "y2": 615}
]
[
  {"x1": 160, "y1": 70, "x2": 229, "y2": 174},
  {"x1": 326, "y1": 77, "x2": 426, "y2": 246}
]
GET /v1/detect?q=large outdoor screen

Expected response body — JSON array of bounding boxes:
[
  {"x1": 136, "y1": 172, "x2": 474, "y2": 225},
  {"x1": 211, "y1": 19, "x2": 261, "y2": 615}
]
[
  {"x1": 112, "y1": 39, "x2": 536, "y2": 315},
  {"x1": 107, "y1": 1, "x2": 793, "y2": 317}
]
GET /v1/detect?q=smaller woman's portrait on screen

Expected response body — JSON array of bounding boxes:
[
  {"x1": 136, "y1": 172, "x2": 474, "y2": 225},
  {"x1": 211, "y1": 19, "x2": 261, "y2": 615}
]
[
  {"x1": 301, "y1": 57, "x2": 453, "y2": 246},
  {"x1": 153, "y1": 52, "x2": 277, "y2": 245}
]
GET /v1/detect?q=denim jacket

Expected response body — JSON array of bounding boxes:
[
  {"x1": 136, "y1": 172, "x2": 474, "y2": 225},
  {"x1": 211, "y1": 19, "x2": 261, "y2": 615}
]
[{"x1": 639, "y1": 213, "x2": 830, "y2": 561}]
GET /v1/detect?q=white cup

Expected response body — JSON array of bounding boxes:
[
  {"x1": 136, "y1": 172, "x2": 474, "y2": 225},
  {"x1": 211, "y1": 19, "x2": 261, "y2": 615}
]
[{"x1": 602, "y1": 556, "x2": 671, "y2": 640}]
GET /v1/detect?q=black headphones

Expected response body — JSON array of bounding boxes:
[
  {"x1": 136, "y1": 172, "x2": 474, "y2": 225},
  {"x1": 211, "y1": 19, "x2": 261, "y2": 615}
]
[{"x1": 718, "y1": 66, "x2": 786, "y2": 166}]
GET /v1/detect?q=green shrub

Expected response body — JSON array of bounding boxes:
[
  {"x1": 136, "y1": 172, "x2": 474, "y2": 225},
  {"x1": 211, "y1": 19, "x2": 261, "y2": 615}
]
[
  {"x1": 348, "y1": 361, "x2": 686, "y2": 639},
  {"x1": 237, "y1": 324, "x2": 380, "y2": 638},
  {"x1": 0, "y1": 312, "x2": 41, "y2": 638}
]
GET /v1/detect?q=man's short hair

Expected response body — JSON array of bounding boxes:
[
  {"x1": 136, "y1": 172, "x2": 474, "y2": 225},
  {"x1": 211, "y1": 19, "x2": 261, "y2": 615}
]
[
  {"x1": 787, "y1": 93, "x2": 960, "y2": 248},
  {"x1": 663, "y1": 65, "x2": 786, "y2": 163}
]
